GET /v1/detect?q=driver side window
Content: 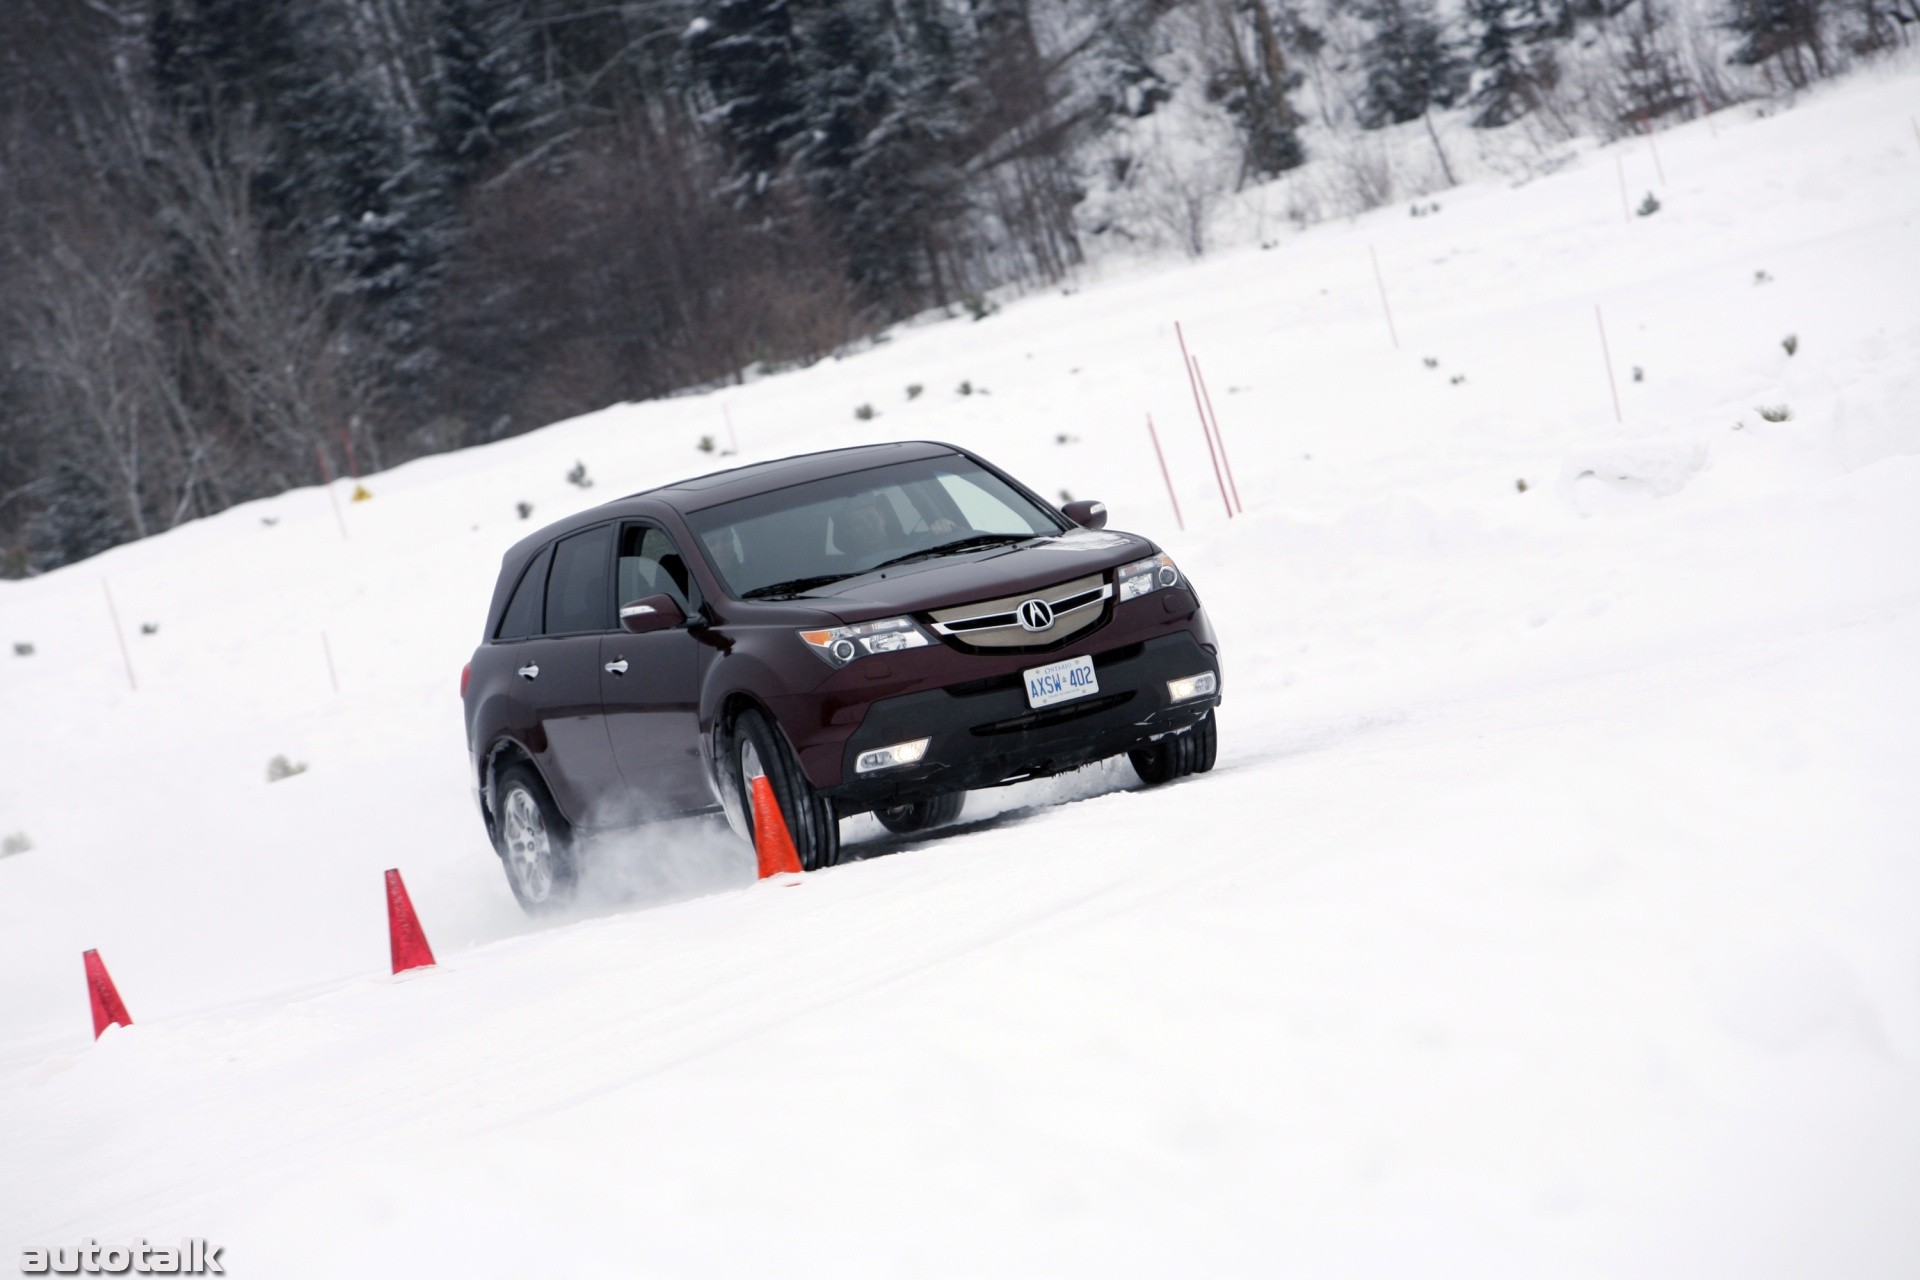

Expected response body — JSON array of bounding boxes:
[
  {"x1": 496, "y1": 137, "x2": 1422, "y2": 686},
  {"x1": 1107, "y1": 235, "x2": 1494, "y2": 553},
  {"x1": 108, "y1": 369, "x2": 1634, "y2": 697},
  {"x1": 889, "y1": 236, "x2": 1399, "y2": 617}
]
[{"x1": 618, "y1": 524, "x2": 697, "y2": 614}]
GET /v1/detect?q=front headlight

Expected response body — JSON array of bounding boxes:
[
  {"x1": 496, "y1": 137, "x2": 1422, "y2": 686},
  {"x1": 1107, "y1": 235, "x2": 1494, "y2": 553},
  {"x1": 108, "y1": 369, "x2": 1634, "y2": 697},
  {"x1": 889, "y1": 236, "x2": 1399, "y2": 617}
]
[
  {"x1": 1116, "y1": 553, "x2": 1180, "y2": 602},
  {"x1": 798, "y1": 617, "x2": 932, "y2": 668}
]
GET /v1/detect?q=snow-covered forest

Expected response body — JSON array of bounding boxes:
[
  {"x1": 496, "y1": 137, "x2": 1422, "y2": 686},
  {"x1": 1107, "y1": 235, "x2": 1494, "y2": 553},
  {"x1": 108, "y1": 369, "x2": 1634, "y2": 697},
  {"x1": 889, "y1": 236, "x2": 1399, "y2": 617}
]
[{"x1": 0, "y1": 0, "x2": 1904, "y2": 574}]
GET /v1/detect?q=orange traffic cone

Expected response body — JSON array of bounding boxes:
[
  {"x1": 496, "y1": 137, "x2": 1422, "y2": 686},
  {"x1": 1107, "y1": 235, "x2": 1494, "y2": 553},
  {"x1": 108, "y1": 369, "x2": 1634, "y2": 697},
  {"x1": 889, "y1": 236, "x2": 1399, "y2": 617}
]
[
  {"x1": 385, "y1": 868, "x2": 436, "y2": 974},
  {"x1": 750, "y1": 774, "x2": 804, "y2": 878},
  {"x1": 82, "y1": 949, "x2": 132, "y2": 1039}
]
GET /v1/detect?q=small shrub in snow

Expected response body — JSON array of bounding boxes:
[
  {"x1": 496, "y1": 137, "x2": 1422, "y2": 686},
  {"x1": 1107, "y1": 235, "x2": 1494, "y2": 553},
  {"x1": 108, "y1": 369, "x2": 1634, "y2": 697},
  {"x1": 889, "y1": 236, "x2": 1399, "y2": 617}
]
[
  {"x1": 906, "y1": 384, "x2": 923, "y2": 400},
  {"x1": 1757, "y1": 405, "x2": 1793, "y2": 422},
  {"x1": 1055, "y1": 433, "x2": 1079, "y2": 445},
  {"x1": 697, "y1": 435, "x2": 715, "y2": 453},
  {"x1": 1059, "y1": 489, "x2": 1074, "y2": 503},
  {"x1": 266, "y1": 755, "x2": 308, "y2": 783},
  {"x1": 516, "y1": 501, "x2": 534, "y2": 520},
  {"x1": 957, "y1": 381, "x2": 973, "y2": 397},
  {"x1": 1637, "y1": 192, "x2": 1661, "y2": 217},
  {"x1": 12, "y1": 642, "x2": 32, "y2": 657},
  {"x1": 854, "y1": 403, "x2": 877, "y2": 421},
  {"x1": 260, "y1": 516, "x2": 279, "y2": 527},
  {"x1": 1450, "y1": 374, "x2": 1467, "y2": 385},
  {"x1": 1633, "y1": 365, "x2": 1645, "y2": 382},
  {"x1": 1, "y1": 832, "x2": 30, "y2": 858},
  {"x1": 140, "y1": 622, "x2": 159, "y2": 636},
  {"x1": 566, "y1": 461, "x2": 593, "y2": 488},
  {"x1": 1782, "y1": 334, "x2": 1799, "y2": 356},
  {"x1": 1754, "y1": 269, "x2": 1773, "y2": 285},
  {"x1": 1516, "y1": 478, "x2": 1529, "y2": 493},
  {"x1": 1423, "y1": 356, "x2": 1439, "y2": 369},
  {"x1": 350, "y1": 484, "x2": 372, "y2": 502},
  {"x1": 963, "y1": 295, "x2": 998, "y2": 321}
]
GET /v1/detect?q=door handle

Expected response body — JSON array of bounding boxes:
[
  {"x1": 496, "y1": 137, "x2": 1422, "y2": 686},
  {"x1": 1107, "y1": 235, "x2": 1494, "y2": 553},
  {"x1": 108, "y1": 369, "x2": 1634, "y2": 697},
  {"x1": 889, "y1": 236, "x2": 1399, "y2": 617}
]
[
  {"x1": 604, "y1": 659, "x2": 629, "y2": 675},
  {"x1": 517, "y1": 663, "x2": 539, "y2": 680}
]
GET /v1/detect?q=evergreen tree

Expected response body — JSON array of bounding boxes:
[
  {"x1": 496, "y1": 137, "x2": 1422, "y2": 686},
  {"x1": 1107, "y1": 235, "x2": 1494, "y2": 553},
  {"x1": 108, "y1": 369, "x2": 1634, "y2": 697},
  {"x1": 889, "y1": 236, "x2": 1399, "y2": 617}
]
[
  {"x1": 685, "y1": 0, "x2": 810, "y2": 198},
  {"x1": 1723, "y1": 0, "x2": 1831, "y2": 88},
  {"x1": 1614, "y1": 0, "x2": 1693, "y2": 123},
  {"x1": 789, "y1": 0, "x2": 970, "y2": 313},
  {"x1": 1466, "y1": 0, "x2": 1534, "y2": 127},
  {"x1": 1355, "y1": 0, "x2": 1469, "y2": 129},
  {"x1": 1210, "y1": 0, "x2": 1307, "y2": 178},
  {"x1": 432, "y1": 0, "x2": 550, "y2": 188}
]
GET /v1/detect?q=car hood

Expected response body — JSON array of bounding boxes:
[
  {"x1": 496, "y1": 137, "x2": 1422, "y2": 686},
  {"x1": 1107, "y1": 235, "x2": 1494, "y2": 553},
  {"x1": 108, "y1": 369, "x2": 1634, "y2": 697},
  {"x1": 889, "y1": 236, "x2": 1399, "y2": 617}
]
[{"x1": 808, "y1": 528, "x2": 1156, "y2": 621}]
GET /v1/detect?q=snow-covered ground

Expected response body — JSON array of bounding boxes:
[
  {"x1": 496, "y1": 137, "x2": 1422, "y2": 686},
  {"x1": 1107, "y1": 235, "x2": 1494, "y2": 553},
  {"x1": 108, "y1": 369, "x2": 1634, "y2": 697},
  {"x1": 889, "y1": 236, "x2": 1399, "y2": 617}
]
[{"x1": 3, "y1": 69, "x2": 1918, "y2": 1276}]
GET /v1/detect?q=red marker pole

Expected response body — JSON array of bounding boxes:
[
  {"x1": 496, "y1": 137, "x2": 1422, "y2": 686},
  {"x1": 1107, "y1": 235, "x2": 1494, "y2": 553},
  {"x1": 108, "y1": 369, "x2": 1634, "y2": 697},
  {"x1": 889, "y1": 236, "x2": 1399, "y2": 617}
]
[
  {"x1": 1145, "y1": 415, "x2": 1185, "y2": 531},
  {"x1": 1368, "y1": 245, "x2": 1400, "y2": 350},
  {"x1": 314, "y1": 445, "x2": 349, "y2": 541},
  {"x1": 101, "y1": 579, "x2": 136, "y2": 692},
  {"x1": 1190, "y1": 357, "x2": 1242, "y2": 514},
  {"x1": 321, "y1": 630, "x2": 340, "y2": 694},
  {"x1": 1175, "y1": 322, "x2": 1234, "y2": 520},
  {"x1": 1640, "y1": 112, "x2": 1667, "y2": 186},
  {"x1": 1595, "y1": 304, "x2": 1623, "y2": 424}
]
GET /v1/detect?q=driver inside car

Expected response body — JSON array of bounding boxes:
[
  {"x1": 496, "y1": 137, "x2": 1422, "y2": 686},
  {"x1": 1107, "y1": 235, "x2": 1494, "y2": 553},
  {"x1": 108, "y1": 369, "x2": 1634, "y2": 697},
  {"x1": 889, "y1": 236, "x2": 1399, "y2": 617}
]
[{"x1": 836, "y1": 493, "x2": 956, "y2": 561}]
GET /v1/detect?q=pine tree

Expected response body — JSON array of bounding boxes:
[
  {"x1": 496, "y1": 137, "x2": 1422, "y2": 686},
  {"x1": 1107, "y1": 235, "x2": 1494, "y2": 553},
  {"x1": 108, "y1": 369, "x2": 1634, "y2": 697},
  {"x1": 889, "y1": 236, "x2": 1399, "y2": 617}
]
[
  {"x1": 432, "y1": 0, "x2": 550, "y2": 188},
  {"x1": 1723, "y1": 0, "x2": 1831, "y2": 88},
  {"x1": 1614, "y1": 0, "x2": 1692, "y2": 123},
  {"x1": 685, "y1": 0, "x2": 810, "y2": 198},
  {"x1": 1466, "y1": 0, "x2": 1534, "y2": 127},
  {"x1": 1209, "y1": 0, "x2": 1307, "y2": 178},
  {"x1": 788, "y1": 0, "x2": 971, "y2": 313},
  {"x1": 1355, "y1": 0, "x2": 1469, "y2": 129}
]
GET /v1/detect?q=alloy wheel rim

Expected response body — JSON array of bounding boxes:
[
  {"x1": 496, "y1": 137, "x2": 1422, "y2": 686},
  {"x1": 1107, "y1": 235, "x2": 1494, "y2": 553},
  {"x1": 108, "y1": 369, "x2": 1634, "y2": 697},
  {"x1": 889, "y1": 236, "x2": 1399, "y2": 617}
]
[{"x1": 502, "y1": 786, "x2": 553, "y2": 902}]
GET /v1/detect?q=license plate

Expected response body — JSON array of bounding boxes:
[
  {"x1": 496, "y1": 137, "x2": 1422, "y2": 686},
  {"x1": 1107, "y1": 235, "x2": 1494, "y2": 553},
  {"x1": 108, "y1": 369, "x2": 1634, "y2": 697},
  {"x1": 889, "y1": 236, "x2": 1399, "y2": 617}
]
[{"x1": 1024, "y1": 654, "x2": 1099, "y2": 709}]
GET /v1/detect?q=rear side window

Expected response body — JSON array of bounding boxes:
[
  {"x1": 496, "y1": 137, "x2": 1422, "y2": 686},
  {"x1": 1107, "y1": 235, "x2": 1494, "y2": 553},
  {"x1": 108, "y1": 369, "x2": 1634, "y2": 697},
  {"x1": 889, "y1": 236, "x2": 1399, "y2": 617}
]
[
  {"x1": 494, "y1": 546, "x2": 552, "y2": 641},
  {"x1": 545, "y1": 525, "x2": 615, "y2": 634}
]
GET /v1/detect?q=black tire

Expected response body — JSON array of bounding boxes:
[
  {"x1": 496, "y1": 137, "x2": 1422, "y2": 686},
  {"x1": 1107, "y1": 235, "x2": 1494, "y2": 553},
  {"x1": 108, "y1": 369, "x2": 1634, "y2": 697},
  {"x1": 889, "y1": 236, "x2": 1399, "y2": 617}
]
[
  {"x1": 730, "y1": 707, "x2": 842, "y2": 871},
  {"x1": 874, "y1": 791, "x2": 966, "y2": 834},
  {"x1": 493, "y1": 761, "x2": 579, "y2": 913},
  {"x1": 1128, "y1": 709, "x2": 1218, "y2": 787}
]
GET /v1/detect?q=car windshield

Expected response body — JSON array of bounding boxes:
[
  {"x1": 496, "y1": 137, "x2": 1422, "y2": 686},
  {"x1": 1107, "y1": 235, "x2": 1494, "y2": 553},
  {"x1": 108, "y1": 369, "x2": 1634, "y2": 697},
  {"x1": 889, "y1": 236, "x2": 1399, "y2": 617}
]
[{"x1": 685, "y1": 455, "x2": 1065, "y2": 600}]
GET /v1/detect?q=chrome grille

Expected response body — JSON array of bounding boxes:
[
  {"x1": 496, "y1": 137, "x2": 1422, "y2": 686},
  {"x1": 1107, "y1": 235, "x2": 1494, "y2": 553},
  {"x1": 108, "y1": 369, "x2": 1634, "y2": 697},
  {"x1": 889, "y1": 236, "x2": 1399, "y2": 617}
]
[{"x1": 928, "y1": 574, "x2": 1110, "y2": 648}]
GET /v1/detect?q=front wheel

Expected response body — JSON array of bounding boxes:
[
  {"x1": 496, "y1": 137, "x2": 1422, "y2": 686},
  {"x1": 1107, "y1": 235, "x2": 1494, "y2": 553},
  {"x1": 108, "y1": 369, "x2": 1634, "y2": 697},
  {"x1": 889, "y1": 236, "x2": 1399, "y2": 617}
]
[
  {"x1": 874, "y1": 791, "x2": 966, "y2": 834},
  {"x1": 1129, "y1": 709, "x2": 1218, "y2": 787},
  {"x1": 494, "y1": 762, "x2": 579, "y2": 913},
  {"x1": 729, "y1": 707, "x2": 842, "y2": 870}
]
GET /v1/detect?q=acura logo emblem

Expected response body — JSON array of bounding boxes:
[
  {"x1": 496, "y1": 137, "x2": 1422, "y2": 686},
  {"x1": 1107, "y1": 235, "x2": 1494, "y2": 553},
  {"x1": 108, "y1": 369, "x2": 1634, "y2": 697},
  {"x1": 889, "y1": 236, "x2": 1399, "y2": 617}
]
[{"x1": 1018, "y1": 598, "x2": 1055, "y2": 632}]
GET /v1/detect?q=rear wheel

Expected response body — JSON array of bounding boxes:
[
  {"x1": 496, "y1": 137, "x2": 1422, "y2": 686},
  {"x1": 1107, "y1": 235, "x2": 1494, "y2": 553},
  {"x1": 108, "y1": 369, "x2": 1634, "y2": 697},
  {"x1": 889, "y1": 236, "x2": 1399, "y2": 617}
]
[
  {"x1": 874, "y1": 791, "x2": 966, "y2": 834},
  {"x1": 494, "y1": 762, "x2": 579, "y2": 913},
  {"x1": 1129, "y1": 709, "x2": 1218, "y2": 787},
  {"x1": 730, "y1": 707, "x2": 842, "y2": 870}
]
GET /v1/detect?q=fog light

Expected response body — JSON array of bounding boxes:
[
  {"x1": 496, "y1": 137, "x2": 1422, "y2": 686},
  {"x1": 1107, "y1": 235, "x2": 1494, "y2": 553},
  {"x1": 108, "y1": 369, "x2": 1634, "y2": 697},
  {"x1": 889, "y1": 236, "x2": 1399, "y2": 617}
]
[
  {"x1": 1166, "y1": 672, "x2": 1217, "y2": 703},
  {"x1": 856, "y1": 737, "x2": 931, "y2": 774}
]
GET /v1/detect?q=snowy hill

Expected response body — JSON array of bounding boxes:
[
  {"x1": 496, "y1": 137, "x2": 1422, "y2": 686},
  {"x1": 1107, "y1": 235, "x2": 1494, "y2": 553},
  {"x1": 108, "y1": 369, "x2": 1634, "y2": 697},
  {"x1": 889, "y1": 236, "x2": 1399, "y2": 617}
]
[{"x1": 3, "y1": 68, "x2": 1918, "y2": 1276}]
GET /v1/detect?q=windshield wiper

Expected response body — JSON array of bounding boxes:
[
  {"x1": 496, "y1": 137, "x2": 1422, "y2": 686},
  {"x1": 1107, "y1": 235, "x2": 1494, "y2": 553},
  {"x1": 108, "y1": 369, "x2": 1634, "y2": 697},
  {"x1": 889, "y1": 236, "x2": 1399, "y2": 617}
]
[
  {"x1": 741, "y1": 573, "x2": 854, "y2": 600},
  {"x1": 864, "y1": 533, "x2": 1039, "y2": 573}
]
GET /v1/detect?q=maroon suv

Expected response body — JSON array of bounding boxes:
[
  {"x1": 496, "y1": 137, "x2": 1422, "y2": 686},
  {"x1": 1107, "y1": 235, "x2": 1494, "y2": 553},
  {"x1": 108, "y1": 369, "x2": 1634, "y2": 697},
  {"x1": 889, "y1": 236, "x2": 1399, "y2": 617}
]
[{"x1": 462, "y1": 441, "x2": 1222, "y2": 910}]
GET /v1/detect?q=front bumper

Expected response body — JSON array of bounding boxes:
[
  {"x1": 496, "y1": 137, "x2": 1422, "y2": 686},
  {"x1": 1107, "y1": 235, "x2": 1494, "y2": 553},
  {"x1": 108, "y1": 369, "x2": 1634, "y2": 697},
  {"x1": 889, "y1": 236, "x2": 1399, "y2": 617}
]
[{"x1": 828, "y1": 631, "x2": 1221, "y2": 809}]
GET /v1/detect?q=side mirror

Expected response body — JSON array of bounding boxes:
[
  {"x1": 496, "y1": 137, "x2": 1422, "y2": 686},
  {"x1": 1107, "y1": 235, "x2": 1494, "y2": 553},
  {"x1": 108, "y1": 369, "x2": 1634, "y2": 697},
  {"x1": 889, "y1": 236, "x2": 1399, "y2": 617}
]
[
  {"x1": 619, "y1": 593, "x2": 686, "y2": 635},
  {"x1": 1062, "y1": 499, "x2": 1108, "y2": 530}
]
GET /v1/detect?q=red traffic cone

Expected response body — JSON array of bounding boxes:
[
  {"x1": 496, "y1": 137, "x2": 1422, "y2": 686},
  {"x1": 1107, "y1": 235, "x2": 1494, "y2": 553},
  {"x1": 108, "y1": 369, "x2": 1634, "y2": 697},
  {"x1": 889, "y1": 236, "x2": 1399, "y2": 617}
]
[
  {"x1": 750, "y1": 774, "x2": 804, "y2": 879},
  {"x1": 82, "y1": 949, "x2": 132, "y2": 1039},
  {"x1": 385, "y1": 868, "x2": 436, "y2": 974}
]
